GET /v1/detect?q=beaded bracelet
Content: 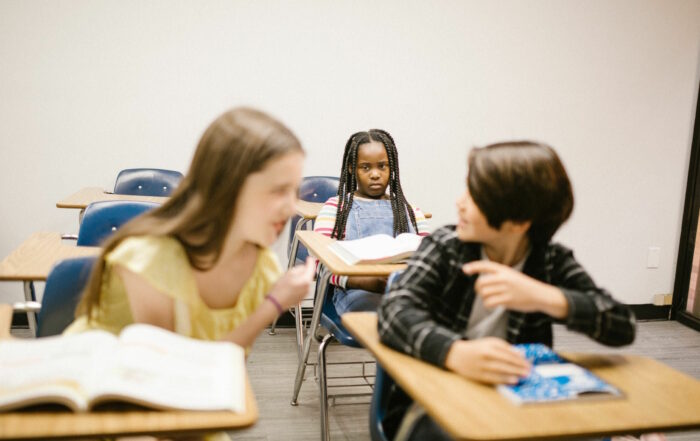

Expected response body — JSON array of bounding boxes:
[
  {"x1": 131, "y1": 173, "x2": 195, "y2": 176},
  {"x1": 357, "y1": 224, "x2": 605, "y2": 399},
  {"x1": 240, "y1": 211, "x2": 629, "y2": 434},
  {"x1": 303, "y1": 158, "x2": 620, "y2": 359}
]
[{"x1": 266, "y1": 295, "x2": 284, "y2": 315}]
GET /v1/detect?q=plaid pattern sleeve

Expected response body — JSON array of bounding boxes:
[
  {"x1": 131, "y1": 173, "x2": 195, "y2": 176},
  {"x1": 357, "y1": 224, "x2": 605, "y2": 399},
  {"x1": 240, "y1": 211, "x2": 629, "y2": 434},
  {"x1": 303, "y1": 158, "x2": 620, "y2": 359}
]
[
  {"x1": 548, "y1": 244, "x2": 636, "y2": 346},
  {"x1": 377, "y1": 227, "x2": 637, "y2": 371},
  {"x1": 377, "y1": 227, "x2": 466, "y2": 367}
]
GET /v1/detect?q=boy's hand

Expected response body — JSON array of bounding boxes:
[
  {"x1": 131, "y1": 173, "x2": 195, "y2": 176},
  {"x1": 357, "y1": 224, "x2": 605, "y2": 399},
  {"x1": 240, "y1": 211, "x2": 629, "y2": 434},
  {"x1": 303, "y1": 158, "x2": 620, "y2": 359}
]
[
  {"x1": 445, "y1": 337, "x2": 531, "y2": 384},
  {"x1": 463, "y1": 260, "x2": 569, "y2": 319},
  {"x1": 269, "y1": 258, "x2": 316, "y2": 310}
]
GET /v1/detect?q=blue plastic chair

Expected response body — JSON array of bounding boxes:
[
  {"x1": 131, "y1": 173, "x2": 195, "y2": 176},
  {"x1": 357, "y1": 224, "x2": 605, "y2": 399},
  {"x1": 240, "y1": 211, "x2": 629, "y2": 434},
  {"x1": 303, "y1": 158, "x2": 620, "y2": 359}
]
[
  {"x1": 73, "y1": 200, "x2": 159, "y2": 246},
  {"x1": 316, "y1": 282, "x2": 365, "y2": 439},
  {"x1": 370, "y1": 365, "x2": 394, "y2": 441},
  {"x1": 36, "y1": 256, "x2": 96, "y2": 337},
  {"x1": 113, "y1": 168, "x2": 183, "y2": 196},
  {"x1": 287, "y1": 176, "x2": 339, "y2": 266},
  {"x1": 295, "y1": 270, "x2": 402, "y2": 441},
  {"x1": 269, "y1": 176, "x2": 339, "y2": 337},
  {"x1": 369, "y1": 271, "x2": 402, "y2": 441}
]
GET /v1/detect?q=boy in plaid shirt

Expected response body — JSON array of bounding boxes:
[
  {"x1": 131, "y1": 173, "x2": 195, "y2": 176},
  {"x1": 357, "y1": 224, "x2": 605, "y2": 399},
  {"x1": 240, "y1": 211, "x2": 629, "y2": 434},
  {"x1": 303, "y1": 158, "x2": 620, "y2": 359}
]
[{"x1": 378, "y1": 141, "x2": 636, "y2": 440}]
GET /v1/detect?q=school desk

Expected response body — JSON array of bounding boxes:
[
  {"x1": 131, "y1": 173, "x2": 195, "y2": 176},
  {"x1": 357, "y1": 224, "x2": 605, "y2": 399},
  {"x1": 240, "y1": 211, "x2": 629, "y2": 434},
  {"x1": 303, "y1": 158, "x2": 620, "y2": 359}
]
[
  {"x1": 290, "y1": 231, "x2": 406, "y2": 401},
  {"x1": 341, "y1": 311, "x2": 700, "y2": 441},
  {"x1": 0, "y1": 304, "x2": 258, "y2": 440},
  {"x1": 0, "y1": 232, "x2": 101, "y2": 333}
]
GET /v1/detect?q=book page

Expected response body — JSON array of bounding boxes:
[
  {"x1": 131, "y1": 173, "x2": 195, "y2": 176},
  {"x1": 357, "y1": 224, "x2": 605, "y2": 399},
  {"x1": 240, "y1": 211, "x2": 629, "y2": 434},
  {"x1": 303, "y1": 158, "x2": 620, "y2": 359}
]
[
  {"x1": 0, "y1": 330, "x2": 117, "y2": 412},
  {"x1": 88, "y1": 324, "x2": 245, "y2": 413},
  {"x1": 394, "y1": 233, "x2": 423, "y2": 250},
  {"x1": 330, "y1": 233, "x2": 423, "y2": 265}
]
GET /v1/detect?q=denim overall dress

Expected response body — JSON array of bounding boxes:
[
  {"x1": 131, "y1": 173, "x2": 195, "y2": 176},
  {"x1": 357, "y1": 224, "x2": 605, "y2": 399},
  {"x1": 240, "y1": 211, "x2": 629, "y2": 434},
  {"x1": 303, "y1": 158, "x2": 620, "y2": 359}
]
[{"x1": 333, "y1": 198, "x2": 415, "y2": 314}]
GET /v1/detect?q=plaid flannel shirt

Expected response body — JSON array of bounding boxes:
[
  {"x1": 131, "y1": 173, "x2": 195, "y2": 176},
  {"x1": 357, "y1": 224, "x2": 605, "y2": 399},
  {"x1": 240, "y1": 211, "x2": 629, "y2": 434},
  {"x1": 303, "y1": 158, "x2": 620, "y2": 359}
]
[{"x1": 378, "y1": 225, "x2": 636, "y2": 368}]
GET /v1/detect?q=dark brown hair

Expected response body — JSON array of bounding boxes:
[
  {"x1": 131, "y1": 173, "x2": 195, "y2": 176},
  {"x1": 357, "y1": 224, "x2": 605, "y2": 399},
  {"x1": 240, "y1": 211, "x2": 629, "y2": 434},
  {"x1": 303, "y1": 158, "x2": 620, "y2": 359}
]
[
  {"x1": 332, "y1": 129, "x2": 417, "y2": 239},
  {"x1": 76, "y1": 107, "x2": 303, "y2": 319},
  {"x1": 467, "y1": 141, "x2": 573, "y2": 245}
]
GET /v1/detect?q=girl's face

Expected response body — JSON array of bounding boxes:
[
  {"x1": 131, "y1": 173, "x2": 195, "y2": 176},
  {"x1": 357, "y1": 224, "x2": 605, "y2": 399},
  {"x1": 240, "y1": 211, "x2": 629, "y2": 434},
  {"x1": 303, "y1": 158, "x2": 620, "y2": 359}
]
[
  {"x1": 235, "y1": 151, "x2": 304, "y2": 247},
  {"x1": 455, "y1": 186, "x2": 501, "y2": 243},
  {"x1": 354, "y1": 141, "x2": 390, "y2": 199}
]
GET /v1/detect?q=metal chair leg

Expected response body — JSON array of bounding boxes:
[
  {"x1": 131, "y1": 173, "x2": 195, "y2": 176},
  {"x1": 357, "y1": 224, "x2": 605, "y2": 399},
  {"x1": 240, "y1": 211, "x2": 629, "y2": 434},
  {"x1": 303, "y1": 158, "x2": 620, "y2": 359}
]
[
  {"x1": 318, "y1": 333, "x2": 333, "y2": 441},
  {"x1": 23, "y1": 281, "x2": 37, "y2": 337},
  {"x1": 294, "y1": 302, "x2": 304, "y2": 361},
  {"x1": 291, "y1": 269, "x2": 331, "y2": 405}
]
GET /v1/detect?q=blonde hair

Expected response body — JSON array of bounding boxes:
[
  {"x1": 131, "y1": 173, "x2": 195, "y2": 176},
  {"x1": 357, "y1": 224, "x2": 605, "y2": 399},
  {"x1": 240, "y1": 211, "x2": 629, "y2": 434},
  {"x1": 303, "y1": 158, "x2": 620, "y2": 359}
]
[{"x1": 76, "y1": 107, "x2": 303, "y2": 319}]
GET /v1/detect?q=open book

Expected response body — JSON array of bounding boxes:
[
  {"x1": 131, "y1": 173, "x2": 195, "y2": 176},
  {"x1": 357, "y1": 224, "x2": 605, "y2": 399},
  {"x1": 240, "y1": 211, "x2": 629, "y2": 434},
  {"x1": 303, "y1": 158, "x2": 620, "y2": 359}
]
[
  {"x1": 497, "y1": 343, "x2": 621, "y2": 405},
  {"x1": 329, "y1": 233, "x2": 424, "y2": 265},
  {"x1": 0, "y1": 324, "x2": 245, "y2": 413}
]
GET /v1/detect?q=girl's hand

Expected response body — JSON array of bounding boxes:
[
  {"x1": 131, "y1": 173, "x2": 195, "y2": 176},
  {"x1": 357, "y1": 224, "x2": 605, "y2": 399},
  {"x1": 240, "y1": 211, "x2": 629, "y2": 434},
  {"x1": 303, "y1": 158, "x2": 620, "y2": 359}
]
[
  {"x1": 445, "y1": 337, "x2": 531, "y2": 384},
  {"x1": 269, "y1": 258, "x2": 316, "y2": 310},
  {"x1": 463, "y1": 260, "x2": 569, "y2": 319}
]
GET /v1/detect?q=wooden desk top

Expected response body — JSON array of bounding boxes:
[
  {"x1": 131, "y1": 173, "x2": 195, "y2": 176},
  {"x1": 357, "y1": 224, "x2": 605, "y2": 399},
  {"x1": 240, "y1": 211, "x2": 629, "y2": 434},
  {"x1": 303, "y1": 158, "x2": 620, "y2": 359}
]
[
  {"x1": 295, "y1": 200, "x2": 324, "y2": 219},
  {"x1": 56, "y1": 187, "x2": 169, "y2": 209},
  {"x1": 296, "y1": 230, "x2": 406, "y2": 276},
  {"x1": 0, "y1": 304, "x2": 258, "y2": 439},
  {"x1": 0, "y1": 232, "x2": 101, "y2": 281},
  {"x1": 57, "y1": 188, "x2": 387, "y2": 220},
  {"x1": 342, "y1": 312, "x2": 700, "y2": 441}
]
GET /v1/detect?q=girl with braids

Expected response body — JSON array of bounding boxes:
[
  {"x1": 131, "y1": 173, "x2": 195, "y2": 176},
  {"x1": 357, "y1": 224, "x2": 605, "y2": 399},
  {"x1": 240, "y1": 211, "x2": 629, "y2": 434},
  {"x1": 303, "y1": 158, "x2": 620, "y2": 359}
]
[
  {"x1": 313, "y1": 129, "x2": 430, "y2": 314},
  {"x1": 66, "y1": 107, "x2": 314, "y2": 375}
]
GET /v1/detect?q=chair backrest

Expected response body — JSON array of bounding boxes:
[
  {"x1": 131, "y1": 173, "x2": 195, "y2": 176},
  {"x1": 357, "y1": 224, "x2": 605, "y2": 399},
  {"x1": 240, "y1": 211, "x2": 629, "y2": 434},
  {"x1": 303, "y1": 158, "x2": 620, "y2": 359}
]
[
  {"x1": 369, "y1": 270, "x2": 403, "y2": 441},
  {"x1": 37, "y1": 256, "x2": 96, "y2": 337},
  {"x1": 113, "y1": 168, "x2": 183, "y2": 196},
  {"x1": 77, "y1": 200, "x2": 159, "y2": 246},
  {"x1": 288, "y1": 176, "x2": 339, "y2": 264},
  {"x1": 319, "y1": 282, "x2": 359, "y2": 347}
]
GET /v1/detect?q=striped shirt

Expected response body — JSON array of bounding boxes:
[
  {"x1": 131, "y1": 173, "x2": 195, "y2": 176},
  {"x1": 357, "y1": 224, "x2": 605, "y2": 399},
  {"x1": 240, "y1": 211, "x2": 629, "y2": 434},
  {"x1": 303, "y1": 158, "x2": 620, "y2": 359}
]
[
  {"x1": 378, "y1": 225, "x2": 636, "y2": 368},
  {"x1": 313, "y1": 196, "x2": 431, "y2": 288}
]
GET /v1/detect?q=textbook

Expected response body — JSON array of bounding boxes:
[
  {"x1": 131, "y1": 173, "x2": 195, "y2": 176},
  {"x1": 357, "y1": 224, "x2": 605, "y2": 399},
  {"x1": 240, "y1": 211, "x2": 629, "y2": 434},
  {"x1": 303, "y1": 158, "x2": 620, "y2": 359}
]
[
  {"x1": 329, "y1": 233, "x2": 424, "y2": 265},
  {"x1": 497, "y1": 343, "x2": 621, "y2": 405},
  {"x1": 0, "y1": 324, "x2": 245, "y2": 413}
]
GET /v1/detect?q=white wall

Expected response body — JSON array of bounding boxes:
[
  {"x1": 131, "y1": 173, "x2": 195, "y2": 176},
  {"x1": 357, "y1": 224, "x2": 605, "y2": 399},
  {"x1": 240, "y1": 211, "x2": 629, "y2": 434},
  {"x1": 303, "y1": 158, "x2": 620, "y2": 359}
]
[{"x1": 1, "y1": 0, "x2": 699, "y2": 305}]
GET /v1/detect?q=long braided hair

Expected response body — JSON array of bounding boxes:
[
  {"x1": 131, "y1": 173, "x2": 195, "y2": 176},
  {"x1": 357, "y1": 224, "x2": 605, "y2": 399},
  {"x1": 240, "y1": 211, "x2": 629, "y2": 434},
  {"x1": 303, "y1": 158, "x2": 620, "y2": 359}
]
[{"x1": 331, "y1": 129, "x2": 418, "y2": 239}]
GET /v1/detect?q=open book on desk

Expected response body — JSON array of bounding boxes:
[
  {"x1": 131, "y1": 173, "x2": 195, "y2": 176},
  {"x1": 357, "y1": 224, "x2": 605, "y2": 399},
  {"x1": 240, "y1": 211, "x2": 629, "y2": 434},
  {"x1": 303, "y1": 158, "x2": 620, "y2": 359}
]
[
  {"x1": 329, "y1": 233, "x2": 424, "y2": 265},
  {"x1": 0, "y1": 324, "x2": 245, "y2": 413},
  {"x1": 498, "y1": 343, "x2": 621, "y2": 405}
]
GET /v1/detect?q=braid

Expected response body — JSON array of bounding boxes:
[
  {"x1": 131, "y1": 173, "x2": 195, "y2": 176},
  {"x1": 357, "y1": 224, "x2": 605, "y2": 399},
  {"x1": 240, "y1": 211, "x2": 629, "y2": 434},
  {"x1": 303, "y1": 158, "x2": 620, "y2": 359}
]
[
  {"x1": 369, "y1": 129, "x2": 418, "y2": 236},
  {"x1": 332, "y1": 133, "x2": 366, "y2": 239}
]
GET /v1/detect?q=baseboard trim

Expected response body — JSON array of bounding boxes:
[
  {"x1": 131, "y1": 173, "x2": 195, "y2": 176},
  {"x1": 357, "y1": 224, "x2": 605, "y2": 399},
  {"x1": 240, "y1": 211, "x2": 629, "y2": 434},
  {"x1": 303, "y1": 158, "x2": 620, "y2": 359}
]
[{"x1": 629, "y1": 304, "x2": 671, "y2": 321}]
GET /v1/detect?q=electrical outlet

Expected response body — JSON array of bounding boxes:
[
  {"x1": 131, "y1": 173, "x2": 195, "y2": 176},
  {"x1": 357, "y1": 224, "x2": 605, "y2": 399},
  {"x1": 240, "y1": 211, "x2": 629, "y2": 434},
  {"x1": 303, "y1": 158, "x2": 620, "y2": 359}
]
[{"x1": 652, "y1": 293, "x2": 672, "y2": 306}]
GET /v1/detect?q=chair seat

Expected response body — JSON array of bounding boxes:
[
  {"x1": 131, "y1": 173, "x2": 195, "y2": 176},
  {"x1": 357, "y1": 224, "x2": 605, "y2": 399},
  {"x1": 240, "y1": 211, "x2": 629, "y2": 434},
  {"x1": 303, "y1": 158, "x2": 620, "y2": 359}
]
[{"x1": 320, "y1": 297, "x2": 362, "y2": 348}]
